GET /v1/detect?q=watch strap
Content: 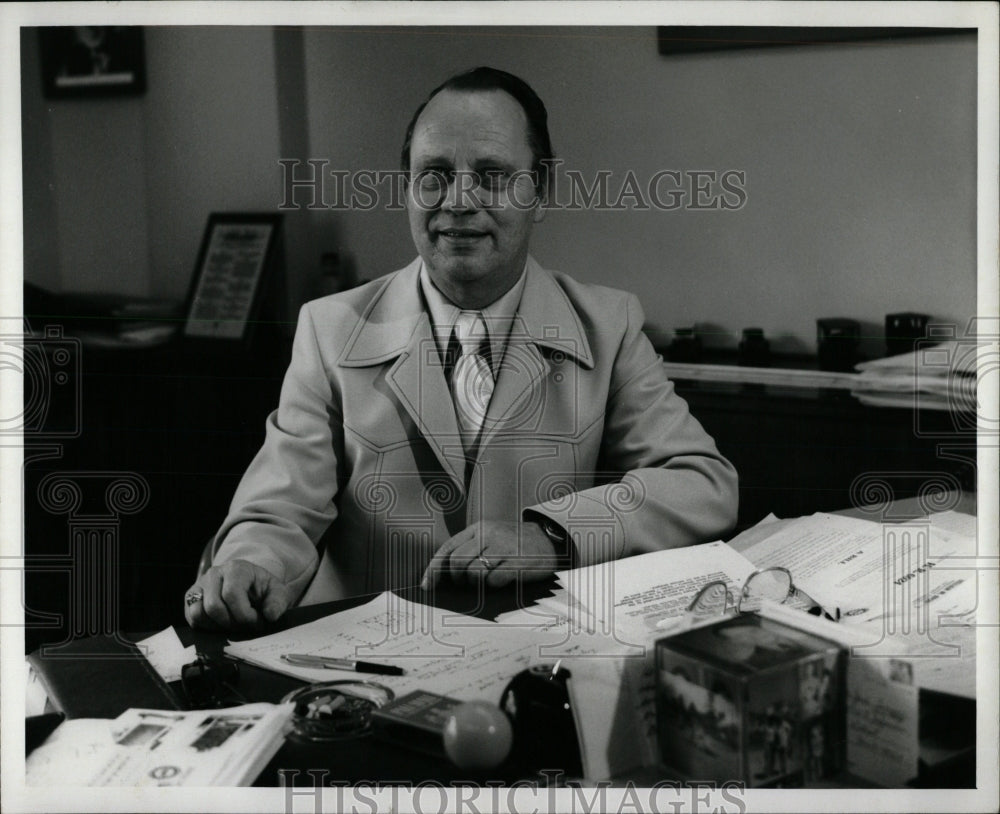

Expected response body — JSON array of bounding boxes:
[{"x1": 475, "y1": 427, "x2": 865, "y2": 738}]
[{"x1": 526, "y1": 513, "x2": 573, "y2": 567}]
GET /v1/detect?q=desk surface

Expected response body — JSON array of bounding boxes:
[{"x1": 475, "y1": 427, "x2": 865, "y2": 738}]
[
  {"x1": 137, "y1": 495, "x2": 977, "y2": 787},
  {"x1": 174, "y1": 581, "x2": 556, "y2": 786},
  {"x1": 174, "y1": 503, "x2": 978, "y2": 788}
]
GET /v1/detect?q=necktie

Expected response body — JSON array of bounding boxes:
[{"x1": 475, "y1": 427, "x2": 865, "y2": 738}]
[{"x1": 451, "y1": 310, "x2": 495, "y2": 448}]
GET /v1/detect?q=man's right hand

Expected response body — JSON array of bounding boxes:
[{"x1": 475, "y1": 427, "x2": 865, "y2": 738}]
[{"x1": 183, "y1": 559, "x2": 293, "y2": 630}]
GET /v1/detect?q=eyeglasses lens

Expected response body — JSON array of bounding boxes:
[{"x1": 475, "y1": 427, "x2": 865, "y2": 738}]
[
  {"x1": 741, "y1": 569, "x2": 792, "y2": 612},
  {"x1": 689, "y1": 582, "x2": 731, "y2": 617}
]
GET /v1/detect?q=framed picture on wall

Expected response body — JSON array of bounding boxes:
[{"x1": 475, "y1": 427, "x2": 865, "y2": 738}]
[
  {"x1": 39, "y1": 26, "x2": 146, "y2": 98},
  {"x1": 182, "y1": 213, "x2": 284, "y2": 346},
  {"x1": 656, "y1": 26, "x2": 975, "y2": 54}
]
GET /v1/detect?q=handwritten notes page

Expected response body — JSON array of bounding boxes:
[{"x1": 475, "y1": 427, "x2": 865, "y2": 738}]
[{"x1": 227, "y1": 594, "x2": 565, "y2": 704}]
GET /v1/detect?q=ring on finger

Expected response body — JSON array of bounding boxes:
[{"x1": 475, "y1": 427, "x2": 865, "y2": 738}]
[
  {"x1": 185, "y1": 589, "x2": 204, "y2": 608},
  {"x1": 476, "y1": 555, "x2": 493, "y2": 570}
]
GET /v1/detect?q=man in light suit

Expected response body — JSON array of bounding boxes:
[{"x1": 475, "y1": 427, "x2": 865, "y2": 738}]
[{"x1": 185, "y1": 67, "x2": 737, "y2": 630}]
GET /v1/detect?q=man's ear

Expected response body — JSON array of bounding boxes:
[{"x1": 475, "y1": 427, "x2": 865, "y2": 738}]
[{"x1": 532, "y1": 188, "x2": 548, "y2": 223}]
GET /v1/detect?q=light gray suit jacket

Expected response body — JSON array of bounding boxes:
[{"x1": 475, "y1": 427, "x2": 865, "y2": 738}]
[{"x1": 213, "y1": 257, "x2": 738, "y2": 605}]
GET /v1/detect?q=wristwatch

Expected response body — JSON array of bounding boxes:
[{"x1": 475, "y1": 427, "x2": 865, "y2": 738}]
[{"x1": 533, "y1": 516, "x2": 573, "y2": 567}]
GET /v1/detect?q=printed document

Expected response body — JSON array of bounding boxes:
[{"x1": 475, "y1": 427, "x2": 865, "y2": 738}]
[{"x1": 733, "y1": 512, "x2": 978, "y2": 627}]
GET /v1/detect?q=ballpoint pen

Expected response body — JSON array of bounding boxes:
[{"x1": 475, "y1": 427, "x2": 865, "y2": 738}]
[{"x1": 280, "y1": 653, "x2": 405, "y2": 676}]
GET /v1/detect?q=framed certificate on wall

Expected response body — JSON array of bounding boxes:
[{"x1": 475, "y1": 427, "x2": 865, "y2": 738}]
[
  {"x1": 182, "y1": 213, "x2": 284, "y2": 345},
  {"x1": 39, "y1": 26, "x2": 147, "y2": 99}
]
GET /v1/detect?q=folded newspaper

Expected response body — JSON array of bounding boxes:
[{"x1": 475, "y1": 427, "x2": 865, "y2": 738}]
[{"x1": 26, "y1": 703, "x2": 294, "y2": 786}]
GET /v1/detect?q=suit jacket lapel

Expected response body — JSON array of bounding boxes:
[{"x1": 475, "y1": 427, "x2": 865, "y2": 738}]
[
  {"x1": 477, "y1": 257, "x2": 595, "y2": 453},
  {"x1": 477, "y1": 321, "x2": 548, "y2": 452},
  {"x1": 340, "y1": 259, "x2": 466, "y2": 491},
  {"x1": 338, "y1": 256, "x2": 596, "y2": 483},
  {"x1": 385, "y1": 328, "x2": 467, "y2": 489}
]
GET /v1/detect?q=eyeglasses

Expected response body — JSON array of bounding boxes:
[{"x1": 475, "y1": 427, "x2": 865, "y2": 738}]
[
  {"x1": 181, "y1": 655, "x2": 247, "y2": 709},
  {"x1": 658, "y1": 567, "x2": 840, "y2": 633}
]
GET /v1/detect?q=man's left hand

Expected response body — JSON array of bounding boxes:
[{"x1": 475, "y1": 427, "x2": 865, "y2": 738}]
[{"x1": 420, "y1": 520, "x2": 559, "y2": 590}]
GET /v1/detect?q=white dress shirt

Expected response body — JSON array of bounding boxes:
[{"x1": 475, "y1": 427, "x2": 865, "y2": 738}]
[{"x1": 418, "y1": 262, "x2": 528, "y2": 374}]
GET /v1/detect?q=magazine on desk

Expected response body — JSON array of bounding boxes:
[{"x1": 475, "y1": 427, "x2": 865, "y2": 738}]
[{"x1": 26, "y1": 703, "x2": 294, "y2": 786}]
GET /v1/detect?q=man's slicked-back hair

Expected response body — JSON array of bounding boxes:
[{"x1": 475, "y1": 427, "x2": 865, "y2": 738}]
[{"x1": 400, "y1": 66, "x2": 555, "y2": 196}]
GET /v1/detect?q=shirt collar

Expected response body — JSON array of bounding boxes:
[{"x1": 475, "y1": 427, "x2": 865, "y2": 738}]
[{"x1": 418, "y1": 262, "x2": 527, "y2": 369}]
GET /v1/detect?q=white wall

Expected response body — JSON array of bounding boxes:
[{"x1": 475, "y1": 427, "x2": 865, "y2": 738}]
[
  {"x1": 143, "y1": 27, "x2": 282, "y2": 301},
  {"x1": 22, "y1": 26, "x2": 977, "y2": 357},
  {"x1": 21, "y1": 26, "x2": 282, "y2": 302},
  {"x1": 21, "y1": 28, "x2": 149, "y2": 297},
  {"x1": 301, "y1": 26, "x2": 977, "y2": 356}
]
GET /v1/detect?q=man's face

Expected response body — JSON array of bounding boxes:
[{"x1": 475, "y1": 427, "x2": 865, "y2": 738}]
[{"x1": 406, "y1": 89, "x2": 545, "y2": 307}]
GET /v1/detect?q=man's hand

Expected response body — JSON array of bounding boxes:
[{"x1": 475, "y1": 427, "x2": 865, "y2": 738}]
[
  {"x1": 184, "y1": 559, "x2": 293, "y2": 630},
  {"x1": 420, "y1": 520, "x2": 559, "y2": 591}
]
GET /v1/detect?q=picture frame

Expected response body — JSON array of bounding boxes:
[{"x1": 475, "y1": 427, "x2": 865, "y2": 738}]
[
  {"x1": 39, "y1": 26, "x2": 146, "y2": 98},
  {"x1": 657, "y1": 26, "x2": 975, "y2": 55},
  {"x1": 181, "y1": 213, "x2": 284, "y2": 347}
]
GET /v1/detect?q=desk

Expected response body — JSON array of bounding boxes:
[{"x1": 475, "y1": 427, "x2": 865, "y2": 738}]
[
  {"x1": 31, "y1": 498, "x2": 978, "y2": 789},
  {"x1": 176, "y1": 582, "x2": 557, "y2": 787}
]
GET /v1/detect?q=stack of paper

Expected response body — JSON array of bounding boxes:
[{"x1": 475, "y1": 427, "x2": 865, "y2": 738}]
[
  {"x1": 219, "y1": 515, "x2": 980, "y2": 783},
  {"x1": 225, "y1": 594, "x2": 557, "y2": 704},
  {"x1": 729, "y1": 510, "x2": 980, "y2": 698},
  {"x1": 498, "y1": 542, "x2": 760, "y2": 779},
  {"x1": 851, "y1": 341, "x2": 980, "y2": 410},
  {"x1": 509, "y1": 542, "x2": 758, "y2": 644},
  {"x1": 661, "y1": 361, "x2": 859, "y2": 390},
  {"x1": 26, "y1": 703, "x2": 294, "y2": 786},
  {"x1": 224, "y1": 548, "x2": 758, "y2": 783}
]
